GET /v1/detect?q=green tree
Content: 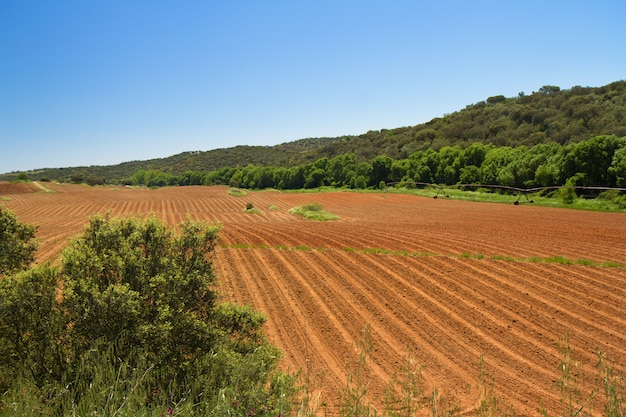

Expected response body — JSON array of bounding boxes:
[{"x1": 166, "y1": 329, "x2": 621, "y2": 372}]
[
  {"x1": 304, "y1": 168, "x2": 326, "y2": 189},
  {"x1": 565, "y1": 135, "x2": 626, "y2": 186},
  {"x1": 0, "y1": 207, "x2": 38, "y2": 277},
  {"x1": 371, "y1": 155, "x2": 393, "y2": 186},
  {"x1": 609, "y1": 145, "x2": 626, "y2": 187}
]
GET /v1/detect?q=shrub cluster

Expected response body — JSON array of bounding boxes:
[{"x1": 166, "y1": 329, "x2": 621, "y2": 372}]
[{"x1": 0, "y1": 208, "x2": 295, "y2": 416}]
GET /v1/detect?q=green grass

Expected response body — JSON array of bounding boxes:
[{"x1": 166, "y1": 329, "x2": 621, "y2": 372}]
[
  {"x1": 288, "y1": 202, "x2": 340, "y2": 221},
  {"x1": 228, "y1": 187, "x2": 247, "y2": 197}
]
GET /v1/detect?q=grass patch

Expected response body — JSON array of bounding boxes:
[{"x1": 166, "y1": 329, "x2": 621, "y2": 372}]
[
  {"x1": 458, "y1": 252, "x2": 485, "y2": 259},
  {"x1": 228, "y1": 187, "x2": 247, "y2": 197},
  {"x1": 525, "y1": 255, "x2": 573, "y2": 264},
  {"x1": 491, "y1": 255, "x2": 516, "y2": 262},
  {"x1": 230, "y1": 243, "x2": 252, "y2": 249},
  {"x1": 268, "y1": 205, "x2": 279, "y2": 211},
  {"x1": 289, "y1": 202, "x2": 340, "y2": 221},
  {"x1": 600, "y1": 261, "x2": 623, "y2": 268},
  {"x1": 363, "y1": 247, "x2": 396, "y2": 255}
]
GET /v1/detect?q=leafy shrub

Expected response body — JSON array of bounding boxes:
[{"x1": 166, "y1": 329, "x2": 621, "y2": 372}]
[
  {"x1": 0, "y1": 213, "x2": 296, "y2": 415},
  {"x1": 0, "y1": 206, "x2": 38, "y2": 277}
]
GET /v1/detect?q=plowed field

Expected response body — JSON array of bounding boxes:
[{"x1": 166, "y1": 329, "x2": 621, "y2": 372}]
[{"x1": 2, "y1": 183, "x2": 626, "y2": 416}]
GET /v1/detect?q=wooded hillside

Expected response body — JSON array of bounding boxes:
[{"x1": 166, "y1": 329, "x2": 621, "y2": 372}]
[{"x1": 3, "y1": 80, "x2": 624, "y2": 183}]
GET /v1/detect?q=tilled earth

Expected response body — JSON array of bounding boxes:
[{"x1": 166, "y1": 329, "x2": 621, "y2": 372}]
[{"x1": 2, "y1": 183, "x2": 625, "y2": 416}]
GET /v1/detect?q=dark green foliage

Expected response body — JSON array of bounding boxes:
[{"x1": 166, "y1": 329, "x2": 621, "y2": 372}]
[
  {"x1": 0, "y1": 207, "x2": 38, "y2": 277},
  {"x1": 85, "y1": 175, "x2": 105, "y2": 186}
]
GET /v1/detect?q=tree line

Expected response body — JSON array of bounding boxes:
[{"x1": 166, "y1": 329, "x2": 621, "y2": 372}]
[{"x1": 129, "y1": 135, "x2": 626, "y2": 194}]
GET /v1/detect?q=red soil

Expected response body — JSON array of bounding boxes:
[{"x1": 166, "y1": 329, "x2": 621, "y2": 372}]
[
  {"x1": 2, "y1": 183, "x2": 625, "y2": 416},
  {"x1": 0, "y1": 181, "x2": 41, "y2": 195}
]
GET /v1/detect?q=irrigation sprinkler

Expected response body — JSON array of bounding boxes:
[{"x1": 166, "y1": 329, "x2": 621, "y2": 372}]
[{"x1": 385, "y1": 182, "x2": 626, "y2": 205}]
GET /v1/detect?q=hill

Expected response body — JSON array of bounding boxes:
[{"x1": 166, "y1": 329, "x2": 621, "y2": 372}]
[{"x1": 2, "y1": 80, "x2": 625, "y2": 183}]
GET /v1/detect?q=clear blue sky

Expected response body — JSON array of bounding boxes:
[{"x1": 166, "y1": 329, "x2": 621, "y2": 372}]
[{"x1": 1, "y1": 1, "x2": 625, "y2": 174}]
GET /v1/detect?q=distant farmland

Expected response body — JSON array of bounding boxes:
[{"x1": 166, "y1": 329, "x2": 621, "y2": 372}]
[{"x1": 2, "y1": 182, "x2": 625, "y2": 416}]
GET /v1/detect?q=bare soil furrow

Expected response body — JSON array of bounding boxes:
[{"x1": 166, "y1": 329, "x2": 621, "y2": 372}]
[
  {"x1": 311, "y1": 251, "x2": 482, "y2": 401},
  {"x1": 355, "y1": 253, "x2": 562, "y2": 411},
  {"x1": 481, "y1": 261, "x2": 626, "y2": 344}
]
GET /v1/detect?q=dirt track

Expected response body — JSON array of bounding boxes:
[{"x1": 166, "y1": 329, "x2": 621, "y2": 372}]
[{"x1": 2, "y1": 183, "x2": 626, "y2": 416}]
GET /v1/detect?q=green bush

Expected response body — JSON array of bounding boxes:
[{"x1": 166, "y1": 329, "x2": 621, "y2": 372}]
[
  {"x1": 0, "y1": 206, "x2": 38, "y2": 277},
  {"x1": 0, "y1": 213, "x2": 296, "y2": 416}
]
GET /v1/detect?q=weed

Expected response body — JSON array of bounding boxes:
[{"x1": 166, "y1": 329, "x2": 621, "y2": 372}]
[
  {"x1": 596, "y1": 351, "x2": 626, "y2": 417},
  {"x1": 383, "y1": 348, "x2": 423, "y2": 417},
  {"x1": 428, "y1": 387, "x2": 461, "y2": 417},
  {"x1": 475, "y1": 355, "x2": 514, "y2": 417},
  {"x1": 339, "y1": 325, "x2": 377, "y2": 417},
  {"x1": 556, "y1": 333, "x2": 596, "y2": 417}
]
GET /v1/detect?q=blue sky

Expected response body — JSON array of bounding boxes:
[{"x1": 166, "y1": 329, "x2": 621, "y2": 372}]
[{"x1": 1, "y1": 1, "x2": 625, "y2": 174}]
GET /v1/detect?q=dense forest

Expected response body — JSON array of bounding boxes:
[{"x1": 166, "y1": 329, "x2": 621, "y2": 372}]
[{"x1": 2, "y1": 81, "x2": 625, "y2": 191}]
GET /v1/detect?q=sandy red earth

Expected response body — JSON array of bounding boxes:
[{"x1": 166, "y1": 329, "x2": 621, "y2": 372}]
[{"x1": 2, "y1": 182, "x2": 626, "y2": 416}]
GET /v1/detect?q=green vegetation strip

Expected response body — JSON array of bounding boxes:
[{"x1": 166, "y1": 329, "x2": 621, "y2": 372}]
[{"x1": 221, "y1": 244, "x2": 625, "y2": 268}]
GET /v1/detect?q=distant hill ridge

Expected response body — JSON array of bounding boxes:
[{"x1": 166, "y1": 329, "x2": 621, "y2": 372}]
[{"x1": 3, "y1": 80, "x2": 624, "y2": 183}]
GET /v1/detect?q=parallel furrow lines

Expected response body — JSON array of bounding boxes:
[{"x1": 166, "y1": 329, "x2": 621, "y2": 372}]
[{"x1": 478, "y1": 261, "x2": 626, "y2": 346}]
